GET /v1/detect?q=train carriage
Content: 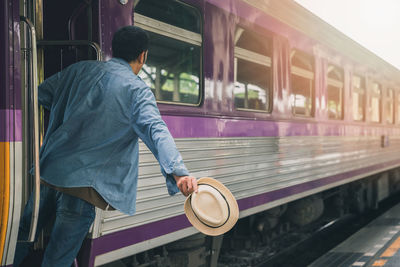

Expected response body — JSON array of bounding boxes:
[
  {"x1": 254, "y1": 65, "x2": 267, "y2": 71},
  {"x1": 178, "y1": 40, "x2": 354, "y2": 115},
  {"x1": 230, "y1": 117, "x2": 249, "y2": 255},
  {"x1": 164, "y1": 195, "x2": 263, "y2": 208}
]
[{"x1": 1, "y1": 0, "x2": 400, "y2": 266}]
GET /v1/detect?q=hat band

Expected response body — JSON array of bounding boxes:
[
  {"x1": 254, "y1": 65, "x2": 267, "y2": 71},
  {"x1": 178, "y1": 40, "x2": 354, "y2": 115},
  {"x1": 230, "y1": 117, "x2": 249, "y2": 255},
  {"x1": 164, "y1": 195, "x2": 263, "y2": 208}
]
[{"x1": 190, "y1": 184, "x2": 231, "y2": 229}]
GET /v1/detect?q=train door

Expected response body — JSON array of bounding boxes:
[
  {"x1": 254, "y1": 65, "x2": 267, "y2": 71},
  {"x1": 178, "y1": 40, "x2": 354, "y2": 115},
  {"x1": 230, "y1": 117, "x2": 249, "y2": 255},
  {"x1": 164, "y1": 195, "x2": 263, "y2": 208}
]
[
  {"x1": 0, "y1": 0, "x2": 32, "y2": 264},
  {"x1": 0, "y1": 0, "x2": 102, "y2": 265},
  {"x1": 0, "y1": 0, "x2": 24, "y2": 265}
]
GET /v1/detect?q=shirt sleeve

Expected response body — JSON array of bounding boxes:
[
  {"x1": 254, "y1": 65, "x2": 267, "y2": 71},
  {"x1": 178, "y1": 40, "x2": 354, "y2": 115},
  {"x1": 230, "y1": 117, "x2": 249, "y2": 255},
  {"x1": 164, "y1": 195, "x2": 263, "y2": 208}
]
[
  {"x1": 130, "y1": 83, "x2": 189, "y2": 195},
  {"x1": 38, "y1": 71, "x2": 61, "y2": 110}
]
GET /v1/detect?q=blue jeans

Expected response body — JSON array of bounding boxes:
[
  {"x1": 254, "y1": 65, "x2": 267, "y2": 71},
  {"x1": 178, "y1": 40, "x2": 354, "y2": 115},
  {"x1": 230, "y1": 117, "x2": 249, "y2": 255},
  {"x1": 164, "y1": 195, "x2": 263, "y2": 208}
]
[{"x1": 14, "y1": 184, "x2": 95, "y2": 267}]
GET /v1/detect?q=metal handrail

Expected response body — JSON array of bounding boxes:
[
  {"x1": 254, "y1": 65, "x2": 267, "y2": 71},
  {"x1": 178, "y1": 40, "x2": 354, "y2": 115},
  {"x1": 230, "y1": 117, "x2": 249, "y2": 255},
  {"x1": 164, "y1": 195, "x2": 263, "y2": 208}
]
[
  {"x1": 37, "y1": 40, "x2": 102, "y2": 61},
  {"x1": 20, "y1": 16, "x2": 41, "y2": 243}
]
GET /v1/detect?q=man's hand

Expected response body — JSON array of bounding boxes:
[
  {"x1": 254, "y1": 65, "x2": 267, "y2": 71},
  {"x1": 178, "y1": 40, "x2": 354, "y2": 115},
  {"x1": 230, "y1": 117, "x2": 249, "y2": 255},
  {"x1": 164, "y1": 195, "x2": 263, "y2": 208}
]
[{"x1": 174, "y1": 175, "x2": 198, "y2": 197}]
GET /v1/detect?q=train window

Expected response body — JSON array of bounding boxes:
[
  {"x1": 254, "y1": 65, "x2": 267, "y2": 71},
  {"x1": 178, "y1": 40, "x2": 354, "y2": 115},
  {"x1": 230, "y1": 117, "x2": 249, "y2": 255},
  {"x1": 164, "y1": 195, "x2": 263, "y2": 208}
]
[
  {"x1": 385, "y1": 88, "x2": 394, "y2": 124},
  {"x1": 135, "y1": 0, "x2": 200, "y2": 33},
  {"x1": 290, "y1": 50, "x2": 314, "y2": 116},
  {"x1": 397, "y1": 91, "x2": 400, "y2": 124},
  {"x1": 352, "y1": 75, "x2": 366, "y2": 121},
  {"x1": 327, "y1": 65, "x2": 344, "y2": 119},
  {"x1": 234, "y1": 27, "x2": 272, "y2": 111},
  {"x1": 370, "y1": 82, "x2": 382, "y2": 123},
  {"x1": 134, "y1": 0, "x2": 201, "y2": 105}
]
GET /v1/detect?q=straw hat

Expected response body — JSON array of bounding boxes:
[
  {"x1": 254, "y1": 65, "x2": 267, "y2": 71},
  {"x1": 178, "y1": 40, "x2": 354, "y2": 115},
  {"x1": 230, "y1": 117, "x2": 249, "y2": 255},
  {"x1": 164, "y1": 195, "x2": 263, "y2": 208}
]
[{"x1": 184, "y1": 177, "x2": 239, "y2": 236}]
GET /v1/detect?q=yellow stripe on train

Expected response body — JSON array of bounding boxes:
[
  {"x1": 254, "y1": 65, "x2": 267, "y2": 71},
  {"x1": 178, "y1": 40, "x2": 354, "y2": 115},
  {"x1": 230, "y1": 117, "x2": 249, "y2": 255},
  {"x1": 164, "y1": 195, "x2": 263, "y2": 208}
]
[{"x1": 0, "y1": 142, "x2": 10, "y2": 264}]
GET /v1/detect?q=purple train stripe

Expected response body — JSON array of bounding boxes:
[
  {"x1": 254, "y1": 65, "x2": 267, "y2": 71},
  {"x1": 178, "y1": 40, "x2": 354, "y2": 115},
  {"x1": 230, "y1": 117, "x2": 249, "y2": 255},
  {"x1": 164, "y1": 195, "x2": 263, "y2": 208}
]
[
  {"x1": 162, "y1": 115, "x2": 400, "y2": 138},
  {"x1": 0, "y1": 109, "x2": 398, "y2": 142},
  {"x1": 0, "y1": 109, "x2": 22, "y2": 142},
  {"x1": 87, "y1": 158, "x2": 400, "y2": 260}
]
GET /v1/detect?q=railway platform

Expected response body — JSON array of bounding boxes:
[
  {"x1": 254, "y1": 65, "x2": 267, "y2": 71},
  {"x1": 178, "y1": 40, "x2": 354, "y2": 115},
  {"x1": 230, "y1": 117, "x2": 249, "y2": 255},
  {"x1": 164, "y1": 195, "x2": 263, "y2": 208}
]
[{"x1": 309, "y1": 202, "x2": 400, "y2": 267}]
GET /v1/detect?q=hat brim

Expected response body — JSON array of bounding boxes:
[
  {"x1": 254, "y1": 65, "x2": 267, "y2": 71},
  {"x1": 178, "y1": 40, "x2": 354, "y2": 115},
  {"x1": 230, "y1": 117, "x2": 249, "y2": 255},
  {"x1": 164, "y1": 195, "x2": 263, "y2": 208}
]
[{"x1": 184, "y1": 177, "x2": 239, "y2": 236}]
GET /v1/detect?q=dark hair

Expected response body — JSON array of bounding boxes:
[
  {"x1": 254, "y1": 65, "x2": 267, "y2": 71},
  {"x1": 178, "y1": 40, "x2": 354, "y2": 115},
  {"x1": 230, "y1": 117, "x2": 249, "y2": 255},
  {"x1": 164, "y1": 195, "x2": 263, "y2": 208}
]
[{"x1": 112, "y1": 26, "x2": 149, "y2": 62}]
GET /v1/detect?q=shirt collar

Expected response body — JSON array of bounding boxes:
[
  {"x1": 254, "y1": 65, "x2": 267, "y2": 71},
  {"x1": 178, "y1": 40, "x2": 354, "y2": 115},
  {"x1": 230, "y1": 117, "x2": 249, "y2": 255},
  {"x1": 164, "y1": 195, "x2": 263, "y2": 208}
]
[{"x1": 110, "y1": 57, "x2": 133, "y2": 71}]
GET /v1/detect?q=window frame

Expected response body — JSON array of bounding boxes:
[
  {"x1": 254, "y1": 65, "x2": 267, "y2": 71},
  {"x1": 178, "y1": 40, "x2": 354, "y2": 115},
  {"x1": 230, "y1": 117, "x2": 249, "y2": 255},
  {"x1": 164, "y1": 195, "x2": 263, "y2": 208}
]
[
  {"x1": 369, "y1": 81, "x2": 382, "y2": 123},
  {"x1": 233, "y1": 26, "x2": 273, "y2": 113},
  {"x1": 326, "y1": 65, "x2": 344, "y2": 120},
  {"x1": 290, "y1": 49, "x2": 315, "y2": 117},
  {"x1": 397, "y1": 90, "x2": 400, "y2": 124},
  {"x1": 135, "y1": 14, "x2": 201, "y2": 46},
  {"x1": 352, "y1": 74, "x2": 366, "y2": 122},
  {"x1": 385, "y1": 88, "x2": 395, "y2": 124},
  {"x1": 134, "y1": 3, "x2": 203, "y2": 106}
]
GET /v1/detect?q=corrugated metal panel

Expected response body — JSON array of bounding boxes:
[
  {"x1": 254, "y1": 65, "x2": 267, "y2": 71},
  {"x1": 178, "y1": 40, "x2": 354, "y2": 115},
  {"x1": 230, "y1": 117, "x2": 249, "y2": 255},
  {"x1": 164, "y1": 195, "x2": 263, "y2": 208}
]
[{"x1": 97, "y1": 136, "x2": 400, "y2": 236}]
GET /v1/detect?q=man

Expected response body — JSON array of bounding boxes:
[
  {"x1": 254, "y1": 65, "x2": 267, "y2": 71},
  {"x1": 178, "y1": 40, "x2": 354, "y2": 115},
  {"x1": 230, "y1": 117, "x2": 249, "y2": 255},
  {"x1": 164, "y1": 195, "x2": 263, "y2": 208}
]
[{"x1": 14, "y1": 25, "x2": 197, "y2": 267}]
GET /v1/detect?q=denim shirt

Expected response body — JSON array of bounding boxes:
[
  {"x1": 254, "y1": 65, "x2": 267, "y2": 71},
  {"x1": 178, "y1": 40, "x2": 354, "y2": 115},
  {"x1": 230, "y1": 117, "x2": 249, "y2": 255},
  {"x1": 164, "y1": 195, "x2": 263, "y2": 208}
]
[{"x1": 37, "y1": 58, "x2": 189, "y2": 215}]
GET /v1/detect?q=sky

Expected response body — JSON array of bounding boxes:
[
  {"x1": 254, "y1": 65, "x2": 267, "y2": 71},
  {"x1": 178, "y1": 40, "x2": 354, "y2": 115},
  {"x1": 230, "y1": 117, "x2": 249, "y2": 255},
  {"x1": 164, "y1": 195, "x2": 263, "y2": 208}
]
[{"x1": 294, "y1": 0, "x2": 400, "y2": 70}]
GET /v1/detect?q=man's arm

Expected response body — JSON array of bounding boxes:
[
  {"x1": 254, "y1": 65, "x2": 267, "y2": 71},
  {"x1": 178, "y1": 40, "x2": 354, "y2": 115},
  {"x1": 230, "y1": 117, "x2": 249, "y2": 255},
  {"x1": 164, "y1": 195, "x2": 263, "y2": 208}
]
[{"x1": 130, "y1": 84, "x2": 197, "y2": 196}]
